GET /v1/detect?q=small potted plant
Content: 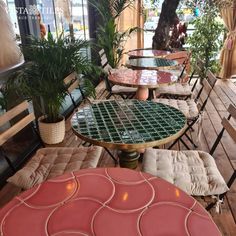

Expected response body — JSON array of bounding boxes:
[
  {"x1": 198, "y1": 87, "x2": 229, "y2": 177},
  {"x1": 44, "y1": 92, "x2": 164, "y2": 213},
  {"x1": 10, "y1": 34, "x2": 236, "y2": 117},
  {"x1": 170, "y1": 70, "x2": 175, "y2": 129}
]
[{"x1": 11, "y1": 36, "x2": 93, "y2": 144}]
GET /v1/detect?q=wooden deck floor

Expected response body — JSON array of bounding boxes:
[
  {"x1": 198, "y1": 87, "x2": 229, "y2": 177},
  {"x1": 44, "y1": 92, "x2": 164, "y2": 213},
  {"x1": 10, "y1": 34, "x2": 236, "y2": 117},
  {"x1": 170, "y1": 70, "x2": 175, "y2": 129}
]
[{"x1": 0, "y1": 79, "x2": 236, "y2": 235}]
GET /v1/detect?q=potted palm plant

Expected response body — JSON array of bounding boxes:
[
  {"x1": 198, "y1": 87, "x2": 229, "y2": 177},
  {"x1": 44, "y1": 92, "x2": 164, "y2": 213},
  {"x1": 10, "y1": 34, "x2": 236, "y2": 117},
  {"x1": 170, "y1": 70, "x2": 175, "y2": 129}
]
[
  {"x1": 89, "y1": 0, "x2": 138, "y2": 68},
  {"x1": 11, "y1": 36, "x2": 93, "y2": 144}
]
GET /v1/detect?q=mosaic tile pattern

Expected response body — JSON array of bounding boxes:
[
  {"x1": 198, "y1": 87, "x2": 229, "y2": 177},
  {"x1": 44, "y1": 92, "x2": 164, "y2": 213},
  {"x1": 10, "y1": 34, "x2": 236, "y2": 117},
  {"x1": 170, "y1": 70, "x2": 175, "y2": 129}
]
[
  {"x1": 128, "y1": 57, "x2": 178, "y2": 69},
  {"x1": 128, "y1": 49, "x2": 171, "y2": 58},
  {"x1": 71, "y1": 100, "x2": 186, "y2": 147},
  {"x1": 0, "y1": 168, "x2": 221, "y2": 236}
]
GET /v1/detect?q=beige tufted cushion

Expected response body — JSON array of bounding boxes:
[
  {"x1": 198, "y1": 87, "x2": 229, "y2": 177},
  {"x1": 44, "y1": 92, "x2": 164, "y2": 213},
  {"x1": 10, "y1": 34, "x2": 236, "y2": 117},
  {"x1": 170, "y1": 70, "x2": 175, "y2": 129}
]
[
  {"x1": 156, "y1": 83, "x2": 192, "y2": 97},
  {"x1": 142, "y1": 148, "x2": 229, "y2": 196},
  {"x1": 7, "y1": 146, "x2": 103, "y2": 190},
  {"x1": 112, "y1": 85, "x2": 137, "y2": 93},
  {"x1": 153, "y1": 98, "x2": 199, "y2": 120}
]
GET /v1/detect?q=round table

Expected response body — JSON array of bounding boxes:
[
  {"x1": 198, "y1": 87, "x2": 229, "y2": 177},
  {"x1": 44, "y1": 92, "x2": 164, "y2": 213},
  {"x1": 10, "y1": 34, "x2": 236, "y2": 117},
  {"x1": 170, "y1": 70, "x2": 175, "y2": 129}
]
[
  {"x1": 128, "y1": 49, "x2": 171, "y2": 59},
  {"x1": 0, "y1": 168, "x2": 221, "y2": 236},
  {"x1": 108, "y1": 68, "x2": 178, "y2": 100},
  {"x1": 71, "y1": 100, "x2": 186, "y2": 169},
  {"x1": 127, "y1": 57, "x2": 179, "y2": 70}
]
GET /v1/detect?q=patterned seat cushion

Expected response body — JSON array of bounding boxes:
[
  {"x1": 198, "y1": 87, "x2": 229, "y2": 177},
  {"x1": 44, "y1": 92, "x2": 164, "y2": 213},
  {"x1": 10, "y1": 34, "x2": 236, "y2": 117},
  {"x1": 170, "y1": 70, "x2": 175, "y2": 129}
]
[
  {"x1": 153, "y1": 98, "x2": 199, "y2": 120},
  {"x1": 142, "y1": 148, "x2": 229, "y2": 196},
  {"x1": 112, "y1": 85, "x2": 137, "y2": 93},
  {"x1": 156, "y1": 83, "x2": 192, "y2": 97},
  {"x1": 7, "y1": 146, "x2": 103, "y2": 190}
]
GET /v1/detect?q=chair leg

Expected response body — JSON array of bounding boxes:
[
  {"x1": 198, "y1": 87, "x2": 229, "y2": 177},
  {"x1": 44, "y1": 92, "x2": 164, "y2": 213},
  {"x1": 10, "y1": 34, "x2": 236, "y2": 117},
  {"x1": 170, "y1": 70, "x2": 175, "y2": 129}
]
[
  {"x1": 179, "y1": 138, "x2": 191, "y2": 150},
  {"x1": 184, "y1": 133, "x2": 198, "y2": 148},
  {"x1": 69, "y1": 93, "x2": 77, "y2": 110},
  {"x1": 206, "y1": 171, "x2": 236, "y2": 212},
  {"x1": 106, "y1": 93, "x2": 112, "y2": 99},
  {"x1": 0, "y1": 148, "x2": 16, "y2": 172},
  {"x1": 168, "y1": 119, "x2": 197, "y2": 150},
  {"x1": 82, "y1": 141, "x2": 92, "y2": 147},
  {"x1": 104, "y1": 147, "x2": 118, "y2": 165},
  {"x1": 130, "y1": 93, "x2": 136, "y2": 99}
]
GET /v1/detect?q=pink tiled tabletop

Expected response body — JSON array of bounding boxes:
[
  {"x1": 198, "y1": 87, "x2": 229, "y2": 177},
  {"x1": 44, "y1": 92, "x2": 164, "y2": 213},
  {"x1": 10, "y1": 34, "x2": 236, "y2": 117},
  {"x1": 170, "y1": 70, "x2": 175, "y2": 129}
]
[
  {"x1": 0, "y1": 168, "x2": 221, "y2": 236},
  {"x1": 109, "y1": 69, "x2": 178, "y2": 89},
  {"x1": 108, "y1": 68, "x2": 179, "y2": 100}
]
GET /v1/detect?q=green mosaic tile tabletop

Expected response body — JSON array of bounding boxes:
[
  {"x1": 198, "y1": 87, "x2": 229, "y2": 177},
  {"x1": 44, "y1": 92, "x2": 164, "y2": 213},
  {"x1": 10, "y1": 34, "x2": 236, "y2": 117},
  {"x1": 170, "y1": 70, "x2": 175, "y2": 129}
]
[
  {"x1": 71, "y1": 100, "x2": 186, "y2": 149},
  {"x1": 127, "y1": 58, "x2": 179, "y2": 70}
]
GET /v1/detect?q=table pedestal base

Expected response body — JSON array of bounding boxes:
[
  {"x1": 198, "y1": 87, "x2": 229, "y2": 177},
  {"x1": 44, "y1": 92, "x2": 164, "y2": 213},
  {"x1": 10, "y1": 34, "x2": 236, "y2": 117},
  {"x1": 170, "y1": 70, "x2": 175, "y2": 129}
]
[
  {"x1": 136, "y1": 88, "x2": 149, "y2": 100},
  {"x1": 118, "y1": 150, "x2": 140, "y2": 169},
  {"x1": 136, "y1": 88, "x2": 155, "y2": 101}
]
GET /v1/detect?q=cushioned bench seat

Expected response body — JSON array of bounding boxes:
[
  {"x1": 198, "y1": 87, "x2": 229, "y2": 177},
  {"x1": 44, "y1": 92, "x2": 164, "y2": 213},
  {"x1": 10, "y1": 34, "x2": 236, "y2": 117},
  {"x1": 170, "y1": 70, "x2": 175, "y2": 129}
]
[{"x1": 7, "y1": 146, "x2": 103, "y2": 190}]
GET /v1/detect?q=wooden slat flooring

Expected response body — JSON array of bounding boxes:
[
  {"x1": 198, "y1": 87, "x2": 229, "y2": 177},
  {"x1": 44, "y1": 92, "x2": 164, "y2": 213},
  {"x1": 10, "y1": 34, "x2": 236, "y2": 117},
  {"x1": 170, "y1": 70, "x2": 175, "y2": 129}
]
[{"x1": 0, "y1": 79, "x2": 236, "y2": 235}]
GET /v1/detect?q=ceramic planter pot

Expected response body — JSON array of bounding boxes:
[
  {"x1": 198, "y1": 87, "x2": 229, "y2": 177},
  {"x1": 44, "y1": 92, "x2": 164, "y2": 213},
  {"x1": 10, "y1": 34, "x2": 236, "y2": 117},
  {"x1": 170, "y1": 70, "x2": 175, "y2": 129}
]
[{"x1": 38, "y1": 116, "x2": 65, "y2": 144}]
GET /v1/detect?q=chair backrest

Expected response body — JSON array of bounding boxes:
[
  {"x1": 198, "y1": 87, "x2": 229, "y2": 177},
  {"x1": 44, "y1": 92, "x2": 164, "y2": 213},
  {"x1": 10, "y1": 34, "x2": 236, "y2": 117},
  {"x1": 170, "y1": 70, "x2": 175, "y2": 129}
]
[
  {"x1": 209, "y1": 104, "x2": 236, "y2": 188},
  {"x1": 0, "y1": 101, "x2": 35, "y2": 146},
  {"x1": 176, "y1": 51, "x2": 192, "y2": 81},
  {"x1": 195, "y1": 70, "x2": 217, "y2": 112},
  {"x1": 63, "y1": 72, "x2": 84, "y2": 109},
  {"x1": 221, "y1": 104, "x2": 236, "y2": 144},
  {"x1": 182, "y1": 57, "x2": 204, "y2": 92},
  {"x1": 165, "y1": 50, "x2": 189, "y2": 65},
  {"x1": 99, "y1": 49, "x2": 113, "y2": 73},
  {"x1": 98, "y1": 49, "x2": 113, "y2": 92},
  {"x1": 64, "y1": 72, "x2": 79, "y2": 94}
]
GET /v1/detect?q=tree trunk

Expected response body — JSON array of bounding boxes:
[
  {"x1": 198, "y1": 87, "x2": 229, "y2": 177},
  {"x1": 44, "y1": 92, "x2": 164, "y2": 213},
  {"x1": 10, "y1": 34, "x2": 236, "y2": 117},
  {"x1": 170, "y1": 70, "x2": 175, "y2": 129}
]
[{"x1": 152, "y1": 0, "x2": 180, "y2": 50}]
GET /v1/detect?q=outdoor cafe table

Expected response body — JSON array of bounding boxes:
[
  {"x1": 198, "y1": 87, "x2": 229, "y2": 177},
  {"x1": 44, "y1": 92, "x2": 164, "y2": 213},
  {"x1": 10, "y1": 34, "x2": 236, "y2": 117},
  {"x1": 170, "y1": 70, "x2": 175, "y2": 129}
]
[
  {"x1": 108, "y1": 69, "x2": 178, "y2": 100},
  {"x1": 128, "y1": 48, "x2": 172, "y2": 59},
  {"x1": 0, "y1": 168, "x2": 221, "y2": 236},
  {"x1": 126, "y1": 57, "x2": 179, "y2": 71},
  {"x1": 71, "y1": 100, "x2": 186, "y2": 169}
]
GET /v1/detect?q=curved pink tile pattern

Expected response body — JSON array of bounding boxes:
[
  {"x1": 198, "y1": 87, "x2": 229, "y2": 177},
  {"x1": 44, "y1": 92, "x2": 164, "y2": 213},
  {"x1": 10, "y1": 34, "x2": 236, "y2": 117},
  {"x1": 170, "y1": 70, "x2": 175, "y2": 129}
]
[
  {"x1": 0, "y1": 168, "x2": 221, "y2": 236},
  {"x1": 109, "y1": 69, "x2": 178, "y2": 88}
]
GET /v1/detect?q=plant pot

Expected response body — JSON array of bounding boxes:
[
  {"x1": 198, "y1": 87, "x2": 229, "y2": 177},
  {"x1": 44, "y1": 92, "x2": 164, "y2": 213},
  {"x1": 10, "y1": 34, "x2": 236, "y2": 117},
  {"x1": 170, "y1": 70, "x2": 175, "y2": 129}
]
[{"x1": 38, "y1": 116, "x2": 65, "y2": 144}]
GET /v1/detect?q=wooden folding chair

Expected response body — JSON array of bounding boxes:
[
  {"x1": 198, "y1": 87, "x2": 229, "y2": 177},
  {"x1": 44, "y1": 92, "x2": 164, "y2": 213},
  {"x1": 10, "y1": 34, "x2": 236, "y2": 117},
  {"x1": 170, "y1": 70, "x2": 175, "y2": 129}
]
[
  {"x1": 154, "y1": 70, "x2": 217, "y2": 149},
  {"x1": 0, "y1": 101, "x2": 42, "y2": 172},
  {"x1": 143, "y1": 104, "x2": 236, "y2": 212},
  {"x1": 0, "y1": 101, "x2": 103, "y2": 190},
  {"x1": 155, "y1": 57, "x2": 204, "y2": 100},
  {"x1": 99, "y1": 49, "x2": 137, "y2": 99},
  {"x1": 64, "y1": 72, "x2": 85, "y2": 110}
]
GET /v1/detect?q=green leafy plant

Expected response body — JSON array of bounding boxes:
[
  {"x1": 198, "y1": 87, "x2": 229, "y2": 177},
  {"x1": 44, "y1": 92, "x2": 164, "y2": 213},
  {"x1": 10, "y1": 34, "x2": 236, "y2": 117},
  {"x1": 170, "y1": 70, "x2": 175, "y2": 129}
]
[
  {"x1": 186, "y1": 5, "x2": 225, "y2": 74},
  {"x1": 10, "y1": 36, "x2": 93, "y2": 123},
  {"x1": 0, "y1": 79, "x2": 22, "y2": 111},
  {"x1": 89, "y1": 0, "x2": 137, "y2": 68},
  {"x1": 79, "y1": 64, "x2": 103, "y2": 99}
]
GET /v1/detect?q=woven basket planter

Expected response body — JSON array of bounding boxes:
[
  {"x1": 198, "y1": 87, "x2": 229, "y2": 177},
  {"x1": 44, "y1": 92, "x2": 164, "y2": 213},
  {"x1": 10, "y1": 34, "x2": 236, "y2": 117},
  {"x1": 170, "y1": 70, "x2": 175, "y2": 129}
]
[{"x1": 38, "y1": 116, "x2": 65, "y2": 144}]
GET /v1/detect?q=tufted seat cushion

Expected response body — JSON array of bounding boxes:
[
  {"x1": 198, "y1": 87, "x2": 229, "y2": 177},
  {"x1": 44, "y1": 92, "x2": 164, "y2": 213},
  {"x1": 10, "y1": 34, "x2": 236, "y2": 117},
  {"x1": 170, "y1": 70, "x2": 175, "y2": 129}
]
[
  {"x1": 7, "y1": 146, "x2": 103, "y2": 190},
  {"x1": 112, "y1": 85, "x2": 137, "y2": 93},
  {"x1": 153, "y1": 98, "x2": 199, "y2": 120},
  {"x1": 142, "y1": 148, "x2": 229, "y2": 196},
  {"x1": 156, "y1": 83, "x2": 192, "y2": 97}
]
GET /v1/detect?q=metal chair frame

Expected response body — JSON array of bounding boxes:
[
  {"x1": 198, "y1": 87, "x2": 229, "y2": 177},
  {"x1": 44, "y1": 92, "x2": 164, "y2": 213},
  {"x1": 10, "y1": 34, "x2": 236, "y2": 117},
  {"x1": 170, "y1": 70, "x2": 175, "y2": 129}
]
[
  {"x1": 99, "y1": 49, "x2": 136, "y2": 100},
  {"x1": 205, "y1": 104, "x2": 236, "y2": 210},
  {"x1": 0, "y1": 101, "x2": 44, "y2": 173},
  {"x1": 168, "y1": 70, "x2": 217, "y2": 150},
  {"x1": 157, "y1": 57, "x2": 204, "y2": 100}
]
